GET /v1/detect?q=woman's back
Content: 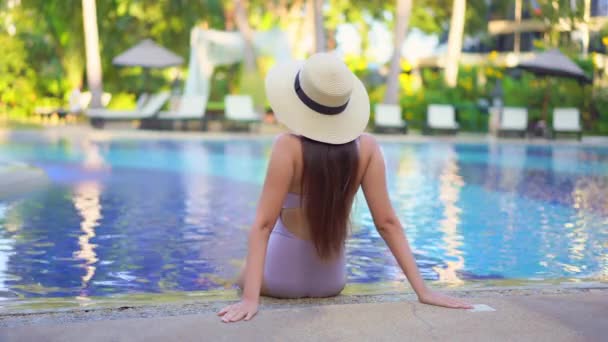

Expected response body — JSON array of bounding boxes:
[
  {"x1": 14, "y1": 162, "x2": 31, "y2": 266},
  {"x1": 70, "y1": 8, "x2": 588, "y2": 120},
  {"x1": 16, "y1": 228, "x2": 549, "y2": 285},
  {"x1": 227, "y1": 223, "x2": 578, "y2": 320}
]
[{"x1": 277, "y1": 133, "x2": 374, "y2": 241}]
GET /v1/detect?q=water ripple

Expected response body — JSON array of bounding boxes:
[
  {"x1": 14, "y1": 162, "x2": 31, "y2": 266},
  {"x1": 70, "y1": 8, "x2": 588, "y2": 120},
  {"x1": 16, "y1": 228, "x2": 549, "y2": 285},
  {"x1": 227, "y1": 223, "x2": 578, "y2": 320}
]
[{"x1": 0, "y1": 139, "x2": 606, "y2": 298}]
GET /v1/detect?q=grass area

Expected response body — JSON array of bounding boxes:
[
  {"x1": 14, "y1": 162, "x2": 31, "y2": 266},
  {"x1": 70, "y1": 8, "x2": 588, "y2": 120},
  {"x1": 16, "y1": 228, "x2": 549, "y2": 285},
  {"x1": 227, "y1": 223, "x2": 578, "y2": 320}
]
[{"x1": 206, "y1": 101, "x2": 225, "y2": 111}]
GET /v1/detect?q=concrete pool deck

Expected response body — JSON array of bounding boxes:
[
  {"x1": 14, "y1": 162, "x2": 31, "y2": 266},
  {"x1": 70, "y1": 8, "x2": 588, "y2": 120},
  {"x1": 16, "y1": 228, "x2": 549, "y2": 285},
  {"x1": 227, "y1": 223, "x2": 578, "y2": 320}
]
[
  {"x1": 1, "y1": 288, "x2": 607, "y2": 341},
  {"x1": 0, "y1": 289, "x2": 608, "y2": 342}
]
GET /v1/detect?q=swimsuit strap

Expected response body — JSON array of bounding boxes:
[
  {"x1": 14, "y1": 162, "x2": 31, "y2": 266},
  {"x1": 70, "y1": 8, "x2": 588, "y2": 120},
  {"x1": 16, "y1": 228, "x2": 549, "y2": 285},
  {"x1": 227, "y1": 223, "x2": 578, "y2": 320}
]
[{"x1": 283, "y1": 192, "x2": 302, "y2": 209}]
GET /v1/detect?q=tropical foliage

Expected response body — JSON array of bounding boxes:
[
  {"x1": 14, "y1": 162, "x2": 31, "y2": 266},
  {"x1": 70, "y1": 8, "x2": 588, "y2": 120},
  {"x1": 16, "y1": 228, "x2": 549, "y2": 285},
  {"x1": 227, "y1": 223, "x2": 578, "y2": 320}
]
[{"x1": 0, "y1": 0, "x2": 607, "y2": 133}]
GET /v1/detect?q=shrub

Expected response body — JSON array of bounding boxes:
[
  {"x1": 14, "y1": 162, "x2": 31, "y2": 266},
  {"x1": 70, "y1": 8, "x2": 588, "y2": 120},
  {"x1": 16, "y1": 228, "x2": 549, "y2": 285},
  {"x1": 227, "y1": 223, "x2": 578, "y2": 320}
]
[{"x1": 0, "y1": 34, "x2": 37, "y2": 118}]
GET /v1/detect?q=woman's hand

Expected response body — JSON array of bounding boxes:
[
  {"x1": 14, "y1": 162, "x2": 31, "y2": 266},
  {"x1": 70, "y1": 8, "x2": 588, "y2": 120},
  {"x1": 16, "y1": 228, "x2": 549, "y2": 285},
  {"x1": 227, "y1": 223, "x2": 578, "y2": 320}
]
[
  {"x1": 217, "y1": 299, "x2": 259, "y2": 323},
  {"x1": 418, "y1": 290, "x2": 473, "y2": 309}
]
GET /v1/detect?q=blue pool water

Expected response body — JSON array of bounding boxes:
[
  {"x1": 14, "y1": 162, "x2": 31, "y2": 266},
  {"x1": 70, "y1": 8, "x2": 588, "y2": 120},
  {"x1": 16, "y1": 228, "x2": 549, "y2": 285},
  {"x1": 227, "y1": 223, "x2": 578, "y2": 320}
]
[{"x1": 0, "y1": 138, "x2": 607, "y2": 298}]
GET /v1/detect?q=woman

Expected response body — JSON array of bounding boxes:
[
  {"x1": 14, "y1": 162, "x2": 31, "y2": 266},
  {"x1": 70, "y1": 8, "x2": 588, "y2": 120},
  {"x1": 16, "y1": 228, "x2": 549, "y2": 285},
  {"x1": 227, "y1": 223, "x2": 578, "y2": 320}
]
[{"x1": 219, "y1": 53, "x2": 472, "y2": 323}]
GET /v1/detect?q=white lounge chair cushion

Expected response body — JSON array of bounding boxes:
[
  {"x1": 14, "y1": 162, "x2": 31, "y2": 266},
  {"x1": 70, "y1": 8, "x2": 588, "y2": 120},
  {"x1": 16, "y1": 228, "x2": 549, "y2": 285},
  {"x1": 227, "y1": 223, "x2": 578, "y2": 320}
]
[
  {"x1": 71, "y1": 92, "x2": 110, "y2": 112},
  {"x1": 553, "y1": 108, "x2": 581, "y2": 132},
  {"x1": 375, "y1": 104, "x2": 405, "y2": 127},
  {"x1": 139, "y1": 92, "x2": 171, "y2": 116},
  {"x1": 87, "y1": 110, "x2": 153, "y2": 119},
  {"x1": 77, "y1": 92, "x2": 92, "y2": 111},
  {"x1": 136, "y1": 93, "x2": 150, "y2": 109},
  {"x1": 225, "y1": 95, "x2": 259, "y2": 121},
  {"x1": 427, "y1": 104, "x2": 458, "y2": 129},
  {"x1": 87, "y1": 92, "x2": 170, "y2": 119},
  {"x1": 159, "y1": 95, "x2": 207, "y2": 119},
  {"x1": 101, "y1": 92, "x2": 112, "y2": 107},
  {"x1": 500, "y1": 107, "x2": 528, "y2": 131}
]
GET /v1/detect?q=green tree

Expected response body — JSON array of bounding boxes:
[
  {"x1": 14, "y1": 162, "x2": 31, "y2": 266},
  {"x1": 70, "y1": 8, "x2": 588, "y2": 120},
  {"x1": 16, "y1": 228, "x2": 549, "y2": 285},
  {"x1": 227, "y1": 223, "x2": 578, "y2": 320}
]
[
  {"x1": 95, "y1": 0, "x2": 223, "y2": 94},
  {"x1": 0, "y1": 35, "x2": 36, "y2": 117},
  {"x1": 407, "y1": 0, "x2": 487, "y2": 36},
  {"x1": 13, "y1": 0, "x2": 84, "y2": 98}
]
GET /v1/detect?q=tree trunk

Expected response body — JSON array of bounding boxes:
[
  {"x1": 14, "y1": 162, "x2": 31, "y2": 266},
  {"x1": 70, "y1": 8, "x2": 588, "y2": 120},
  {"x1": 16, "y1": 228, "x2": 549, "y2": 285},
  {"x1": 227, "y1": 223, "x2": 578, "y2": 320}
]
[
  {"x1": 542, "y1": 78, "x2": 551, "y2": 124},
  {"x1": 304, "y1": 0, "x2": 315, "y2": 55},
  {"x1": 313, "y1": 0, "x2": 325, "y2": 53},
  {"x1": 581, "y1": 0, "x2": 591, "y2": 58},
  {"x1": 327, "y1": 28, "x2": 336, "y2": 50},
  {"x1": 513, "y1": 0, "x2": 522, "y2": 55},
  {"x1": 224, "y1": 3, "x2": 235, "y2": 30},
  {"x1": 445, "y1": 0, "x2": 466, "y2": 88},
  {"x1": 234, "y1": 0, "x2": 265, "y2": 114},
  {"x1": 234, "y1": 0, "x2": 256, "y2": 71},
  {"x1": 277, "y1": 0, "x2": 306, "y2": 58},
  {"x1": 82, "y1": 0, "x2": 103, "y2": 108},
  {"x1": 383, "y1": 0, "x2": 412, "y2": 105}
]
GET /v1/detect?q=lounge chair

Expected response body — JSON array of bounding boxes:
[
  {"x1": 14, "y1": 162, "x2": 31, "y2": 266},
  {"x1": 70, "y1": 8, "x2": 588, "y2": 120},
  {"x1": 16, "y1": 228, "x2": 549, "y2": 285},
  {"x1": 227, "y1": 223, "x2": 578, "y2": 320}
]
[
  {"x1": 73, "y1": 91, "x2": 92, "y2": 113},
  {"x1": 87, "y1": 91, "x2": 170, "y2": 128},
  {"x1": 35, "y1": 91, "x2": 110, "y2": 120},
  {"x1": 77, "y1": 92, "x2": 112, "y2": 111},
  {"x1": 552, "y1": 107, "x2": 582, "y2": 140},
  {"x1": 151, "y1": 95, "x2": 208, "y2": 130},
  {"x1": 424, "y1": 104, "x2": 459, "y2": 134},
  {"x1": 374, "y1": 104, "x2": 407, "y2": 133},
  {"x1": 498, "y1": 107, "x2": 528, "y2": 138},
  {"x1": 224, "y1": 95, "x2": 260, "y2": 131}
]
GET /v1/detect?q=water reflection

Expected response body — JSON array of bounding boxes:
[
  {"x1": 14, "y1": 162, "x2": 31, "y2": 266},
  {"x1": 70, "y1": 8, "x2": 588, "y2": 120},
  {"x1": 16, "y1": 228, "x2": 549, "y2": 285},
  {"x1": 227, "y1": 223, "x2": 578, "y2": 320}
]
[
  {"x1": 434, "y1": 145, "x2": 464, "y2": 285},
  {"x1": 497, "y1": 145, "x2": 527, "y2": 270},
  {"x1": 72, "y1": 181, "x2": 102, "y2": 294},
  {"x1": 81, "y1": 140, "x2": 107, "y2": 171},
  {"x1": 395, "y1": 146, "x2": 420, "y2": 243},
  {"x1": 179, "y1": 142, "x2": 212, "y2": 228},
  {"x1": 392, "y1": 146, "x2": 421, "y2": 282},
  {"x1": 4, "y1": 186, "x2": 85, "y2": 296},
  {"x1": 568, "y1": 174, "x2": 607, "y2": 277},
  {"x1": 0, "y1": 204, "x2": 14, "y2": 292},
  {"x1": 555, "y1": 147, "x2": 585, "y2": 269}
]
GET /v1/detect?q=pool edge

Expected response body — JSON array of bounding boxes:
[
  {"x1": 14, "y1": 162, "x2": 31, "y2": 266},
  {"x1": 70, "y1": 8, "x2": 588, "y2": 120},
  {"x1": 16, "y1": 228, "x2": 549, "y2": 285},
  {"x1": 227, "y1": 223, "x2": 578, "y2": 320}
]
[{"x1": 1, "y1": 280, "x2": 606, "y2": 317}]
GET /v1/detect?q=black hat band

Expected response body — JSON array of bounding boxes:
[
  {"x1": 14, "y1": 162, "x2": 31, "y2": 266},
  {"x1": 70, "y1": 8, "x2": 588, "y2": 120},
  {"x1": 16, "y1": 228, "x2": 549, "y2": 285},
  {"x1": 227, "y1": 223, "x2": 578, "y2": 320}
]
[{"x1": 294, "y1": 71, "x2": 349, "y2": 115}]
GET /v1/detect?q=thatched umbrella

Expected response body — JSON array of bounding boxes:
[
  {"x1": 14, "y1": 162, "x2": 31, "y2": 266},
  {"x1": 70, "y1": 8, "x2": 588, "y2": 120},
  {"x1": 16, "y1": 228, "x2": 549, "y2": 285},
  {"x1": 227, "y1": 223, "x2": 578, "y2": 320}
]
[
  {"x1": 112, "y1": 39, "x2": 184, "y2": 92},
  {"x1": 516, "y1": 49, "x2": 591, "y2": 122},
  {"x1": 517, "y1": 49, "x2": 591, "y2": 83}
]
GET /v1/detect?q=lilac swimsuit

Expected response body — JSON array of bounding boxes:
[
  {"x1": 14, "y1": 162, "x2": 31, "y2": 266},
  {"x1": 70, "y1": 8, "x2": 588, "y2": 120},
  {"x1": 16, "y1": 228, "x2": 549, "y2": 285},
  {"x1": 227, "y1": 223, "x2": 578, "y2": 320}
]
[{"x1": 263, "y1": 192, "x2": 346, "y2": 298}]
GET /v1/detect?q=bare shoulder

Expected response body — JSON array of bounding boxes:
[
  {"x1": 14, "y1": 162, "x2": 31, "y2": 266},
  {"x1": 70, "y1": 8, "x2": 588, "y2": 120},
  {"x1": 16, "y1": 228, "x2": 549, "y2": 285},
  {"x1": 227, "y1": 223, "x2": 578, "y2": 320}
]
[
  {"x1": 359, "y1": 133, "x2": 380, "y2": 159},
  {"x1": 272, "y1": 133, "x2": 301, "y2": 157},
  {"x1": 359, "y1": 133, "x2": 378, "y2": 147},
  {"x1": 274, "y1": 132, "x2": 300, "y2": 144},
  {"x1": 355, "y1": 133, "x2": 380, "y2": 180}
]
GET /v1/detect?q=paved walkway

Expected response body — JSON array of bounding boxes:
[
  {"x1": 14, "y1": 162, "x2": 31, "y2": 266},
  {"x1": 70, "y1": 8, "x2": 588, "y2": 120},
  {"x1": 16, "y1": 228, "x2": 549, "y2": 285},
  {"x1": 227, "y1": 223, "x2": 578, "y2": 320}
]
[{"x1": 2, "y1": 292, "x2": 606, "y2": 341}]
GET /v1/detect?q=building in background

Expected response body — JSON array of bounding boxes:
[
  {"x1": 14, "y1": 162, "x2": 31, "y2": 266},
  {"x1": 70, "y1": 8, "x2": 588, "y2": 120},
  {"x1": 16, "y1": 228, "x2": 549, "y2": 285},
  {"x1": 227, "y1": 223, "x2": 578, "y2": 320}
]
[
  {"x1": 414, "y1": 1, "x2": 608, "y2": 72},
  {"x1": 488, "y1": 0, "x2": 608, "y2": 56}
]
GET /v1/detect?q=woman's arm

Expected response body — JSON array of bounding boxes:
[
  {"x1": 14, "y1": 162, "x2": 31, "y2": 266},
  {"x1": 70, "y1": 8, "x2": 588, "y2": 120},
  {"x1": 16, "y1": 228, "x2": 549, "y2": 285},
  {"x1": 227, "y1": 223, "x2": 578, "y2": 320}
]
[
  {"x1": 218, "y1": 135, "x2": 295, "y2": 322},
  {"x1": 360, "y1": 137, "x2": 471, "y2": 309}
]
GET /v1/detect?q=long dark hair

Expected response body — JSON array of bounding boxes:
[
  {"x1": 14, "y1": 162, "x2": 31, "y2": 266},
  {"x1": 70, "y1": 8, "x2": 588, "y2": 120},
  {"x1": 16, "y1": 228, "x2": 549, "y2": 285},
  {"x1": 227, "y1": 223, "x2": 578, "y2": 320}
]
[{"x1": 300, "y1": 136, "x2": 359, "y2": 259}]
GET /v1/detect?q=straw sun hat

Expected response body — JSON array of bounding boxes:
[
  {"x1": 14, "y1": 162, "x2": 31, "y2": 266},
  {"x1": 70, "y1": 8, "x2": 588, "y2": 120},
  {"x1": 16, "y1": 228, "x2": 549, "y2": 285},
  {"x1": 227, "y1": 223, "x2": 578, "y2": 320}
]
[{"x1": 265, "y1": 52, "x2": 370, "y2": 144}]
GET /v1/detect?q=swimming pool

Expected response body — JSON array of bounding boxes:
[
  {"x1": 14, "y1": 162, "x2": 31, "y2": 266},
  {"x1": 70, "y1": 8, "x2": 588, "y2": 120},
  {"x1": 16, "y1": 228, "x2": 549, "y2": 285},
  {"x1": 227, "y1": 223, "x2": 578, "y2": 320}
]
[{"x1": 0, "y1": 137, "x2": 607, "y2": 299}]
